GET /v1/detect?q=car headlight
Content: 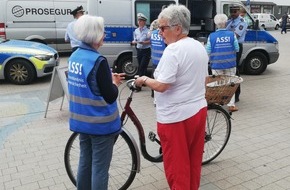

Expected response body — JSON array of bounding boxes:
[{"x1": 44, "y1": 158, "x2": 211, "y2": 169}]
[{"x1": 34, "y1": 54, "x2": 54, "y2": 61}]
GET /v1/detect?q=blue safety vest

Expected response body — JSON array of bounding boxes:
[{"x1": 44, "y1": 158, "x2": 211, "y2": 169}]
[
  {"x1": 68, "y1": 47, "x2": 121, "y2": 135},
  {"x1": 150, "y1": 30, "x2": 166, "y2": 66},
  {"x1": 209, "y1": 30, "x2": 236, "y2": 70}
]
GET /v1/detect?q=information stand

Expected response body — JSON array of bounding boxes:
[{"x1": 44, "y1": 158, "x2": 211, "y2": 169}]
[{"x1": 44, "y1": 66, "x2": 69, "y2": 118}]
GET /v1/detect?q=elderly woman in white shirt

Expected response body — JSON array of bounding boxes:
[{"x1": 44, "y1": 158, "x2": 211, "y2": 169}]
[{"x1": 135, "y1": 4, "x2": 208, "y2": 190}]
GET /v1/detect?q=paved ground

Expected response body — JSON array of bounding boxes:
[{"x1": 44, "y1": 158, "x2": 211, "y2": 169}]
[{"x1": 1, "y1": 30, "x2": 290, "y2": 190}]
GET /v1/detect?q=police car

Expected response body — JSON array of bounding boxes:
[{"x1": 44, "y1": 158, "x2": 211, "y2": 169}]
[{"x1": 0, "y1": 38, "x2": 59, "y2": 84}]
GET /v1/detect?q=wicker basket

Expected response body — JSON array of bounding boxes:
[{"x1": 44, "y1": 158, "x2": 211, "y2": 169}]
[{"x1": 205, "y1": 75, "x2": 243, "y2": 105}]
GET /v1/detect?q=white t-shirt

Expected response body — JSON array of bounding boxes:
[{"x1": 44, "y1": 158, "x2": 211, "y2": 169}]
[{"x1": 154, "y1": 37, "x2": 209, "y2": 123}]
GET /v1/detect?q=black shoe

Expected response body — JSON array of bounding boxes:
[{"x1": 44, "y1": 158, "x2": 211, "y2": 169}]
[
  {"x1": 235, "y1": 98, "x2": 240, "y2": 103},
  {"x1": 151, "y1": 90, "x2": 154, "y2": 98}
]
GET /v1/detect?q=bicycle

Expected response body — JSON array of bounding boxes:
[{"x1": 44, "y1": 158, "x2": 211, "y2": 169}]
[{"x1": 64, "y1": 77, "x2": 236, "y2": 190}]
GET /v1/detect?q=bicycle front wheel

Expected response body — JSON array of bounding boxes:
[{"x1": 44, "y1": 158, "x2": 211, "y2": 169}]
[
  {"x1": 64, "y1": 131, "x2": 138, "y2": 190},
  {"x1": 202, "y1": 104, "x2": 231, "y2": 165}
]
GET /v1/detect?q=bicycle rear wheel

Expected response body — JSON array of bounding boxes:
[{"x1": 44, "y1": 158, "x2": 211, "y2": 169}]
[
  {"x1": 64, "y1": 131, "x2": 138, "y2": 190},
  {"x1": 202, "y1": 104, "x2": 231, "y2": 165}
]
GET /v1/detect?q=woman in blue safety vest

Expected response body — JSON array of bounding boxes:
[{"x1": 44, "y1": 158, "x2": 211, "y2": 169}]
[
  {"x1": 67, "y1": 15, "x2": 125, "y2": 190},
  {"x1": 149, "y1": 19, "x2": 166, "y2": 98},
  {"x1": 206, "y1": 14, "x2": 240, "y2": 112}
]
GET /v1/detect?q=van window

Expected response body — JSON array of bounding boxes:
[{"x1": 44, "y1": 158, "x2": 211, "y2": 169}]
[
  {"x1": 186, "y1": 0, "x2": 215, "y2": 25},
  {"x1": 242, "y1": 12, "x2": 253, "y2": 28},
  {"x1": 135, "y1": 1, "x2": 176, "y2": 26},
  {"x1": 270, "y1": 15, "x2": 277, "y2": 21}
]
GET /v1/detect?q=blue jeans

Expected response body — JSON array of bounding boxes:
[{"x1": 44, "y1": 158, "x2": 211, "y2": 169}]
[{"x1": 77, "y1": 133, "x2": 116, "y2": 190}]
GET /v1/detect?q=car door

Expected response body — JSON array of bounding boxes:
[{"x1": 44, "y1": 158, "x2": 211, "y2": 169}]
[{"x1": 270, "y1": 14, "x2": 278, "y2": 29}]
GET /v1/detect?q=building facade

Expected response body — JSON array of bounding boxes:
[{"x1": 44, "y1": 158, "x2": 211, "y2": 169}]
[{"x1": 242, "y1": 0, "x2": 290, "y2": 19}]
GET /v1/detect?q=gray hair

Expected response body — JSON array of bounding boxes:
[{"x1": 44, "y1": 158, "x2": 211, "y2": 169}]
[
  {"x1": 214, "y1": 14, "x2": 228, "y2": 29},
  {"x1": 74, "y1": 15, "x2": 105, "y2": 45},
  {"x1": 158, "y1": 4, "x2": 190, "y2": 34},
  {"x1": 150, "y1": 19, "x2": 159, "y2": 31}
]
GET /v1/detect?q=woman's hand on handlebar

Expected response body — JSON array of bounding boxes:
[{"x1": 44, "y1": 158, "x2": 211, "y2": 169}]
[{"x1": 135, "y1": 76, "x2": 148, "y2": 87}]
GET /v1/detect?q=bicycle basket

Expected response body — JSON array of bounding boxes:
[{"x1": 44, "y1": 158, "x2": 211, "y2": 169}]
[{"x1": 205, "y1": 75, "x2": 243, "y2": 105}]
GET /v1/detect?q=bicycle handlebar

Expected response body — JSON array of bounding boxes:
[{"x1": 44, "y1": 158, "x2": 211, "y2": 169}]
[{"x1": 126, "y1": 79, "x2": 138, "y2": 91}]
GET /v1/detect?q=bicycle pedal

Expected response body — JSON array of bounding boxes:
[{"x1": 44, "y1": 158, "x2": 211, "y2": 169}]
[{"x1": 148, "y1": 131, "x2": 156, "y2": 142}]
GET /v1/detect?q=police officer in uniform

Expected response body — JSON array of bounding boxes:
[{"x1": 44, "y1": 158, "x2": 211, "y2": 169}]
[
  {"x1": 226, "y1": 5, "x2": 248, "y2": 102},
  {"x1": 131, "y1": 13, "x2": 151, "y2": 91},
  {"x1": 65, "y1": 6, "x2": 85, "y2": 52}
]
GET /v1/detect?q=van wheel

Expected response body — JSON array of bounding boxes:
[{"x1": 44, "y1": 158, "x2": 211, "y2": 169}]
[
  {"x1": 5, "y1": 59, "x2": 36, "y2": 85},
  {"x1": 244, "y1": 52, "x2": 268, "y2": 75},
  {"x1": 275, "y1": 24, "x2": 279, "y2": 30},
  {"x1": 116, "y1": 55, "x2": 138, "y2": 79}
]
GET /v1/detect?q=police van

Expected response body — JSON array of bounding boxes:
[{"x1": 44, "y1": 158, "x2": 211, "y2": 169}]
[{"x1": 180, "y1": 0, "x2": 279, "y2": 75}]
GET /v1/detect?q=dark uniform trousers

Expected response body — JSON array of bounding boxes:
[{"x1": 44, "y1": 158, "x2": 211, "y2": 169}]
[{"x1": 137, "y1": 48, "x2": 151, "y2": 76}]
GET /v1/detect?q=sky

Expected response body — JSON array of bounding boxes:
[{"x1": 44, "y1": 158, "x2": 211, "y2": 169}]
[{"x1": 250, "y1": 0, "x2": 290, "y2": 6}]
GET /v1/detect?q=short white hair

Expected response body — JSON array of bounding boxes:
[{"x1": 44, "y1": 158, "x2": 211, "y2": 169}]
[
  {"x1": 158, "y1": 4, "x2": 190, "y2": 35},
  {"x1": 214, "y1": 14, "x2": 228, "y2": 29},
  {"x1": 74, "y1": 15, "x2": 104, "y2": 45},
  {"x1": 150, "y1": 19, "x2": 159, "y2": 31}
]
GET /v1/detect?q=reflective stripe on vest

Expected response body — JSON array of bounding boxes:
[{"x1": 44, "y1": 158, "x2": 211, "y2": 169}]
[
  {"x1": 210, "y1": 51, "x2": 236, "y2": 64},
  {"x1": 209, "y1": 30, "x2": 236, "y2": 70},
  {"x1": 70, "y1": 109, "x2": 119, "y2": 124},
  {"x1": 69, "y1": 94, "x2": 107, "y2": 106}
]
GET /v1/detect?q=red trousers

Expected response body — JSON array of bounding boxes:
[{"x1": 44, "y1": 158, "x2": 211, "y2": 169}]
[{"x1": 157, "y1": 107, "x2": 207, "y2": 190}]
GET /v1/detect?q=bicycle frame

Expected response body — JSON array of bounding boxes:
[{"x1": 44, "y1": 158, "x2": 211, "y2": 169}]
[
  {"x1": 120, "y1": 88, "x2": 163, "y2": 163},
  {"x1": 64, "y1": 80, "x2": 232, "y2": 189}
]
